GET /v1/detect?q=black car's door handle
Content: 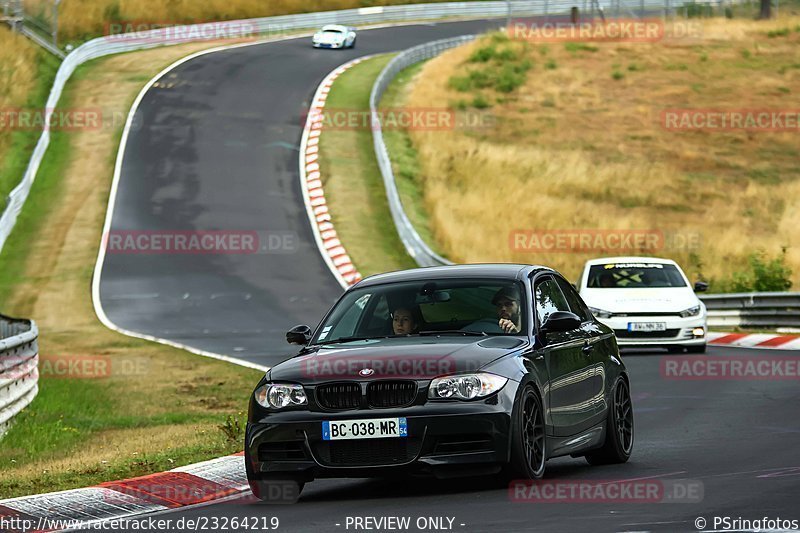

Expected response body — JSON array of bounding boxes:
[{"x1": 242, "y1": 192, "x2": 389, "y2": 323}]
[{"x1": 582, "y1": 342, "x2": 594, "y2": 355}]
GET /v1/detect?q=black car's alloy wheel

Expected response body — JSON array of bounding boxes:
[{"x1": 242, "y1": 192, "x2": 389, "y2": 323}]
[
  {"x1": 507, "y1": 386, "x2": 546, "y2": 479},
  {"x1": 586, "y1": 377, "x2": 634, "y2": 465}
]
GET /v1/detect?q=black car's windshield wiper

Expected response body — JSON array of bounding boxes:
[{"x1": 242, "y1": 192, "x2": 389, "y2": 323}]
[
  {"x1": 312, "y1": 335, "x2": 390, "y2": 346},
  {"x1": 418, "y1": 330, "x2": 487, "y2": 337}
]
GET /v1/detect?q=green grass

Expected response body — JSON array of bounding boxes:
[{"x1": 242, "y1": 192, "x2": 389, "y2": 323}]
[
  {"x1": 0, "y1": 51, "x2": 60, "y2": 210},
  {"x1": 1, "y1": 378, "x2": 247, "y2": 496},
  {"x1": 319, "y1": 55, "x2": 417, "y2": 277},
  {"x1": 0, "y1": 101, "x2": 73, "y2": 305},
  {"x1": 0, "y1": 49, "x2": 83, "y2": 304},
  {"x1": 0, "y1": 48, "x2": 261, "y2": 499}
]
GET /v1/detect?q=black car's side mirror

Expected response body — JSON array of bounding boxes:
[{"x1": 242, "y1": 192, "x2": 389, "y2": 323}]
[
  {"x1": 541, "y1": 311, "x2": 582, "y2": 334},
  {"x1": 694, "y1": 281, "x2": 708, "y2": 293},
  {"x1": 286, "y1": 324, "x2": 312, "y2": 345}
]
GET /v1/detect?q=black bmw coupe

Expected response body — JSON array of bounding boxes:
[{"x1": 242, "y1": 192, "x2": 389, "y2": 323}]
[{"x1": 245, "y1": 264, "x2": 634, "y2": 500}]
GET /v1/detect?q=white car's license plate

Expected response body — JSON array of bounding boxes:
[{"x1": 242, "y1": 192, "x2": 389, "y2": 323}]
[
  {"x1": 628, "y1": 322, "x2": 667, "y2": 332},
  {"x1": 322, "y1": 418, "x2": 408, "y2": 441}
]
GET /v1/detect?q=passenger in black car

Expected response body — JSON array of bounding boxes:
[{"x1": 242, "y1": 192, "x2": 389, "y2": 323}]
[{"x1": 392, "y1": 306, "x2": 420, "y2": 335}]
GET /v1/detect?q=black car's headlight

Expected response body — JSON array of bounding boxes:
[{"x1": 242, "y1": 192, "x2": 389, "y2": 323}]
[
  {"x1": 679, "y1": 305, "x2": 702, "y2": 318},
  {"x1": 589, "y1": 307, "x2": 614, "y2": 319},
  {"x1": 255, "y1": 383, "x2": 307, "y2": 409},
  {"x1": 429, "y1": 373, "x2": 507, "y2": 400}
]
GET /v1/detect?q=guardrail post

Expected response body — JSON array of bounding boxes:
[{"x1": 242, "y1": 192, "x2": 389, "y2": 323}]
[{"x1": 0, "y1": 314, "x2": 39, "y2": 439}]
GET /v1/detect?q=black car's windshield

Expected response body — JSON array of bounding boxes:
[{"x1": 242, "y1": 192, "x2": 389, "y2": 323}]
[
  {"x1": 587, "y1": 262, "x2": 687, "y2": 288},
  {"x1": 311, "y1": 278, "x2": 527, "y2": 344}
]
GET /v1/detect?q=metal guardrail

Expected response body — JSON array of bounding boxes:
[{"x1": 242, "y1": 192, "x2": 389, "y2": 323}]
[
  {"x1": 19, "y1": 23, "x2": 66, "y2": 58},
  {"x1": 700, "y1": 292, "x2": 800, "y2": 328},
  {"x1": 369, "y1": 36, "x2": 476, "y2": 267},
  {"x1": 0, "y1": 314, "x2": 39, "y2": 438}
]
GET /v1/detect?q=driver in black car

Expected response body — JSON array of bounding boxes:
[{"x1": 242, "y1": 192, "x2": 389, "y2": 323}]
[{"x1": 493, "y1": 286, "x2": 522, "y2": 334}]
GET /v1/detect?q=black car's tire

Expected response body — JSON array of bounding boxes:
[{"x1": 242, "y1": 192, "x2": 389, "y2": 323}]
[
  {"x1": 686, "y1": 344, "x2": 707, "y2": 354},
  {"x1": 245, "y1": 454, "x2": 305, "y2": 503},
  {"x1": 505, "y1": 385, "x2": 546, "y2": 480},
  {"x1": 249, "y1": 476, "x2": 305, "y2": 503},
  {"x1": 586, "y1": 377, "x2": 634, "y2": 465}
]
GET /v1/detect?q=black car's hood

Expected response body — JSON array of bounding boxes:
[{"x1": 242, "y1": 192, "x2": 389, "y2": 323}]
[{"x1": 268, "y1": 336, "x2": 527, "y2": 384}]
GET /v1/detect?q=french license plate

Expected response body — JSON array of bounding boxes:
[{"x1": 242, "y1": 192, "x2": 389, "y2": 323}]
[
  {"x1": 628, "y1": 322, "x2": 667, "y2": 332},
  {"x1": 322, "y1": 418, "x2": 408, "y2": 441}
]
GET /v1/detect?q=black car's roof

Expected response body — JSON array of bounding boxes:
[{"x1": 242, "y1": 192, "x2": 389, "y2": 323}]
[{"x1": 354, "y1": 264, "x2": 555, "y2": 288}]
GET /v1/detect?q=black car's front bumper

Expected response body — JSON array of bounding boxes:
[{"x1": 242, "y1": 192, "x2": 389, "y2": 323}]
[{"x1": 245, "y1": 382, "x2": 519, "y2": 482}]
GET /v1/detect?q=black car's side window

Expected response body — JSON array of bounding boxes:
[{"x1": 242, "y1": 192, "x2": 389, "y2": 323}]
[
  {"x1": 534, "y1": 277, "x2": 571, "y2": 326},
  {"x1": 555, "y1": 277, "x2": 591, "y2": 322}
]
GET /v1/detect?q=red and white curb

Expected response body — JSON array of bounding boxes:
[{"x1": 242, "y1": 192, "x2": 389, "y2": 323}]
[
  {"x1": 299, "y1": 56, "x2": 377, "y2": 290},
  {"x1": 0, "y1": 454, "x2": 249, "y2": 532},
  {"x1": 707, "y1": 332, "x2": 800, "y2": 350}
]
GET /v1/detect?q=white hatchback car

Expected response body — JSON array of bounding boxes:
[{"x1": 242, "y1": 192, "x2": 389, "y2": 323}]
[
  {"x1": 578, "y1": 257, "x2": 707, "y2": 353},
  {"x1": 312, "y1": 25, "x2": 357, "y2": 49}
]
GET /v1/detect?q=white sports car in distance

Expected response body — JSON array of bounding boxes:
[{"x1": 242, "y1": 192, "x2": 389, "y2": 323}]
[
  {"x1": 312, "y1": 25, "x2": 357, "y2": 49},
  {"x1": 578, "y1": 256, "x2": 708, "y2": 353}
]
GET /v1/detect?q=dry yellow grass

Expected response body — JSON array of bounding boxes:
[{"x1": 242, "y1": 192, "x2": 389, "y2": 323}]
[
  {"x1": 406, "y1": 16, "x2": 800, "y2": 285},
  {"x1": 26, "y1": 0, "x2": 469, "y2": 41},
  {"x1": 0, "y1": 26, "x2": 39, "y2": 158}
]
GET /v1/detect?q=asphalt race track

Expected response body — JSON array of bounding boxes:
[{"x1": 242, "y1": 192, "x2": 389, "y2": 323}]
[
  {"x1": 97, "y1": 19, "x2": 500, "y2": 367},
  {"x1": 82, "y1": 345, "x2": 800, "y2": 532},
  {"x1": 93, "y1": 19, "x2": 800, "y2": 532}
]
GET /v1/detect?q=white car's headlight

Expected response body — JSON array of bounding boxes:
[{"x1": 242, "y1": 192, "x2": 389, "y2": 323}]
[
  {"x1": 255, "y1": 383, "x2": 307, "y2": 409},
  {"x1": 428, "y1": 373, "x2": 507, "y2": 400},
  {"x1": 679, "y1": 305, "x2": 702, "y2": 318},
  {"x1": 589, "y1": 307, "x2": 614, "y2": 319}
]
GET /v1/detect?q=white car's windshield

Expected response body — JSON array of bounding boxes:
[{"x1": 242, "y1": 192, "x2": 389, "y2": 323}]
[
  {"x1": 311, "y1": 278, "x2": 527, "y2": 344},
  {"x1": 322, "y1": 29, "x2": 343, "y2": 35},
  {"x1": 587, "y1": 263, "x2": 687, "y2": 289}
]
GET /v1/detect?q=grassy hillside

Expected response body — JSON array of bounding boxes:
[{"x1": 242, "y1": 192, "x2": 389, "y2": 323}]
[
  {"x1": 404, "y1": 16, "x2": 800, "y2": 289},
  {"x1": 0, "y1": 27, "x2": 58, "y2": 208},
  {"x1": 21, "y1": 0, "x2": 483, "y2": 42}
]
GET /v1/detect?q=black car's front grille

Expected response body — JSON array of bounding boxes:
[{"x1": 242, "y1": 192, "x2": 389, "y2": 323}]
[
  {"x1": 316, "y1": 383, "x2": 362, "y2": 410},
  {"x1": 615, "y1": 329, "x2": 681, "y2": 339},
  {"x1": 432, "y1": 434, "x2": 494, "y2": 455},
  {"x1": 312, "y1": 437, "x2": 423, "y2": 466},
  {"x1": 257, "y1": 441, "x2": 309, "y2": 462},
  {"x1": 366, "y1": 381, "x2": 417, "y2": 408}
]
